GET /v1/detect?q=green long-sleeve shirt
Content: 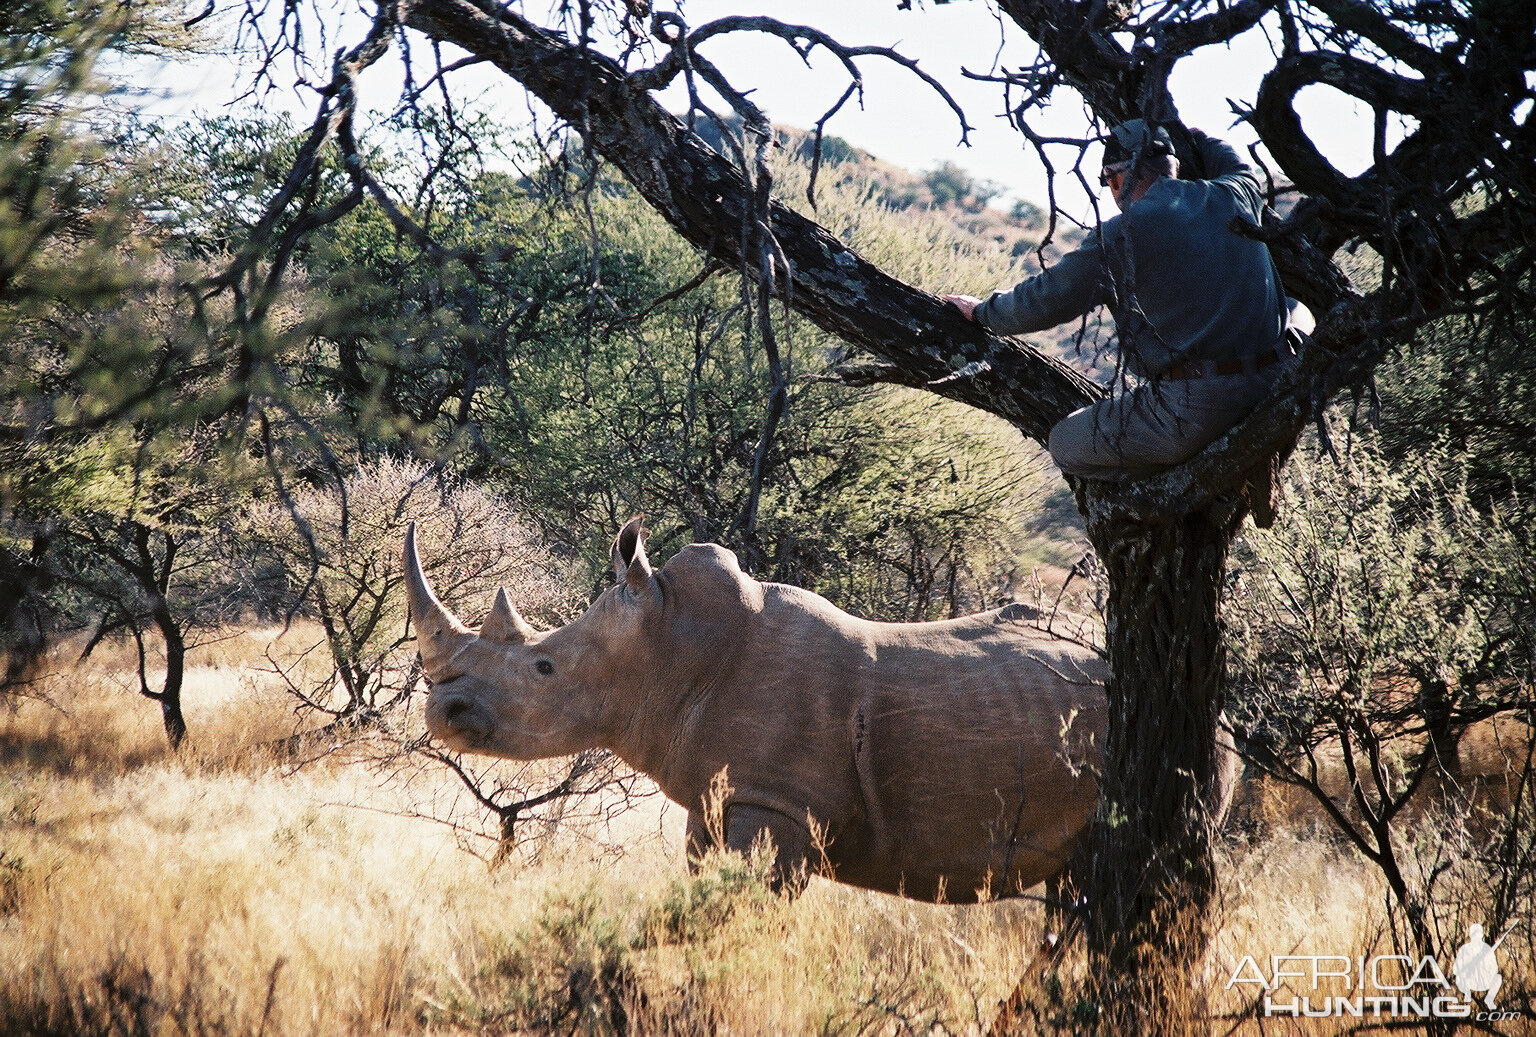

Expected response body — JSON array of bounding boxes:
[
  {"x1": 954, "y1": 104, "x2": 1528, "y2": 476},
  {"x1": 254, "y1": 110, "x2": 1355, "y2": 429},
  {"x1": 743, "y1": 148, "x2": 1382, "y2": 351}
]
[{"x1": 974, "y1": 130, "x2": 1287, "y2": 379}]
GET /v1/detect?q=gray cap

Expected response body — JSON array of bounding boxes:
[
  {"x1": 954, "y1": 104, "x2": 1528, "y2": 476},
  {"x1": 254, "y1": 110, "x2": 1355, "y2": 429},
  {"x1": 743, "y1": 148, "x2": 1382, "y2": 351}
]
[{"x1": 1102, "y1": 119, "x2": 1174, "y2": 166}]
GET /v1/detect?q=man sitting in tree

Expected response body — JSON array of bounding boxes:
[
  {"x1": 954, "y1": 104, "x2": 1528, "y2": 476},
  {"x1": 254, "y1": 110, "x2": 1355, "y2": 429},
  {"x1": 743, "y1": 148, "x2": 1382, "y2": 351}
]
[{"x1": 945, "y1": 120, "x2": 1308, "y2": 479}]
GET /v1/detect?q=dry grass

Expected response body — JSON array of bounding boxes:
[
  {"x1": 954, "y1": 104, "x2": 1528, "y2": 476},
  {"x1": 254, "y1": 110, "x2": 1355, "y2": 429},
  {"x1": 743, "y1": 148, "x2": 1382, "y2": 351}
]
[{"x1": 1, "y1": 629, "x2": 1528, "y2": 1035}]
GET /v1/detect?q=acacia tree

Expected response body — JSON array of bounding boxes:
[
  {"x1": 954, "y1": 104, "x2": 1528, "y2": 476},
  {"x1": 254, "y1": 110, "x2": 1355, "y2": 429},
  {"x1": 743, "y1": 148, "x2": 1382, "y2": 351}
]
[
  {"x1": 0, "y1": 0, "x2": 203, "y2": 691},
  {"x1": 217, "y1": 0, "x2": 1536, "y2": 1028},
  {"x1": 58, "y1": 507, "x2": 239, "y2": 750}
]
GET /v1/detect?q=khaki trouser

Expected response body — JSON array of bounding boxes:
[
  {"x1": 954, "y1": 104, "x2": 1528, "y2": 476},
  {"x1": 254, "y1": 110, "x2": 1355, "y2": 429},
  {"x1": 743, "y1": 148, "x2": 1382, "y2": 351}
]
[
  {"x1": 1047, "y1": 302, "x2": 1310, "y2": 479},
  {"x1": 1047, "y1": 366, "x2": 1289, "y2": 478}
]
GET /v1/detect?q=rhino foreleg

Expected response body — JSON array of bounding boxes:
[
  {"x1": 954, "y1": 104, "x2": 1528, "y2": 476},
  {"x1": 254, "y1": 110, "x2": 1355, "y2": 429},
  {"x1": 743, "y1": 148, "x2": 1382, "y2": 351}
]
[
  {"x1": 683, "y1": 804, "x2": 814, "y2": 894},
  {"x1": 684, "y1": 811, "x2": 712, "y2": 871},
  {"x1": 727, "y1": 803, "x2": 814, "y2": 894}
]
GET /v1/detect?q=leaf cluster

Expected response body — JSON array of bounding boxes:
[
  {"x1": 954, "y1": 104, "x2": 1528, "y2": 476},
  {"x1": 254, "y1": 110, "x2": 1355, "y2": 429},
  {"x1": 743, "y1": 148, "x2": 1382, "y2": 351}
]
[{"x1": 1228, "y1": 444, "x2": 1532, "y2": 761}]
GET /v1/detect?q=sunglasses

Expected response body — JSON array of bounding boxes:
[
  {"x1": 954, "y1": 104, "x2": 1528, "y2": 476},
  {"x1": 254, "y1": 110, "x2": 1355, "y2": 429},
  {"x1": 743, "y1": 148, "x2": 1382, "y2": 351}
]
[{"x1": 1099, "y1": 161, "x2": 1132, "y2": 187}]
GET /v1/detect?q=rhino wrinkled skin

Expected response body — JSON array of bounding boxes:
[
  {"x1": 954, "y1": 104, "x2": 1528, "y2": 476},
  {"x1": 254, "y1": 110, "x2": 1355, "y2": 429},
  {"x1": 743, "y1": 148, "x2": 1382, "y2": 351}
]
[{"x1": 406, "y1": 517, "x2": 1107, "y2": 903}]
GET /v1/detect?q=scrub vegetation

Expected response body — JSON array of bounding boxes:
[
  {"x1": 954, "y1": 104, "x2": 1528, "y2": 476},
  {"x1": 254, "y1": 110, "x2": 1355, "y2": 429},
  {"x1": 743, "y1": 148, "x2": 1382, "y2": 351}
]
[{"x1": 2, "y1": 633, "x2": 1529, "y2": 1036}]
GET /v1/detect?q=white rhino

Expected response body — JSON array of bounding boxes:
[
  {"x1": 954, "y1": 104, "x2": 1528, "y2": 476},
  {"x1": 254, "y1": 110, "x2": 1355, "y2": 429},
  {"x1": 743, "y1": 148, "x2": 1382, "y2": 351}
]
[{"x1": 406, "y1": 517, "x2": 1107, "y2": 903}]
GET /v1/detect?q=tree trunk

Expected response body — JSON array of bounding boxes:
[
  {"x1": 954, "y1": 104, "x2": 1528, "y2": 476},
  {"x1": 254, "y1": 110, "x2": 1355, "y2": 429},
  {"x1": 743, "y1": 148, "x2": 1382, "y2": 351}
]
[
  {"x1": 0, "y1": 538, "x2": 49, "y2": 692},
  {"x1": 150, "y1": 599, "x2": 188, "y2": 750},
  {"x1": 1077, "y1": 492, "x2": 1242, "y2": 1032}
]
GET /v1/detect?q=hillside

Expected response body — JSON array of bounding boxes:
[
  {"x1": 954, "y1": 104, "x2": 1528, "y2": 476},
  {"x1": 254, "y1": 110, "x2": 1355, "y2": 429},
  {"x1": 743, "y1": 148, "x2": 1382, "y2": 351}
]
[
  {"x1": 747, "y1": 122, "x2": 1115, "y2": 386},
  {"x1": 694, "y1": 119, "x2": 1068, "y2": 259}
]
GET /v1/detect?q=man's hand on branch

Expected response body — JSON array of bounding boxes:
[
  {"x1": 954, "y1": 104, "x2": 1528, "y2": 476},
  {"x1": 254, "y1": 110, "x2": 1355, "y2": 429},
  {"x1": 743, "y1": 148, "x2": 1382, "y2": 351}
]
[{"x1": 942, "y1": 294, "x2": 982, "y2": 321}]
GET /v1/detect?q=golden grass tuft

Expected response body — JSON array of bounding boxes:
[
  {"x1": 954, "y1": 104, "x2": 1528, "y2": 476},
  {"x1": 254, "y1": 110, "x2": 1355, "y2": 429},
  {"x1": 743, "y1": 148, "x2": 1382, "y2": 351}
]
[{"x1": 1, "y1": 628, "x2": 1529, "y2": 1035}]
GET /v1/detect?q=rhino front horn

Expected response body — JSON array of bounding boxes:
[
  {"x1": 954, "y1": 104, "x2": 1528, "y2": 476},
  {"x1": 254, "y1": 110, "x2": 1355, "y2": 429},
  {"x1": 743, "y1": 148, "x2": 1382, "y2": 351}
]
[{"x1": 404, "y1": 521, "x2": 475, "y2": 675}]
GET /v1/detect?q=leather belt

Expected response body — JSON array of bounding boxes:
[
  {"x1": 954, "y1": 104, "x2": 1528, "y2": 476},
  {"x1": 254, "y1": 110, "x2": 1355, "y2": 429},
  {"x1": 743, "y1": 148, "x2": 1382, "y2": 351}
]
[{"x1": 1163, "y1": 346, "x2": 1288, "y2": 381}]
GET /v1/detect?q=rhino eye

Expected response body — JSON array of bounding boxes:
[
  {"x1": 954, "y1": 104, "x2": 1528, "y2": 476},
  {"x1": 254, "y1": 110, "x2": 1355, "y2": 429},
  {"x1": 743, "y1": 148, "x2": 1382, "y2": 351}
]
[{"x1": 535, "y1": 659, "x2": 555, "y2": 676}]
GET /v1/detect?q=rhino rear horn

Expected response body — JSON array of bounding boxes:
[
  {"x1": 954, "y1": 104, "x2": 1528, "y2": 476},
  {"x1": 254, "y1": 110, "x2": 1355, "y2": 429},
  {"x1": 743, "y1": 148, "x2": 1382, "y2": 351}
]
[
  {"x1": 403, "y1": 522, "x2": 475, "y2": 675},
  {"x1": 611, "y1": 515, "x2": 653, "y2": 594},
  {"x1": 480, "y1": 586, "x2": 538, "y2": 645}
]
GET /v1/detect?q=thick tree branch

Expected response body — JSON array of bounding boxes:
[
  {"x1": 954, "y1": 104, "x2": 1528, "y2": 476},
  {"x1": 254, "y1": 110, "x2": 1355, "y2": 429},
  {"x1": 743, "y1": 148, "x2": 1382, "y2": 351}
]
[
  {"x1": 1253, "y1": 49, "x2": 1434, "y2": 207},
  {"x1": 402, "y1": 0, "x2": 1101, "y2": 443},
  {"x1": 1151, "y1": 0, "x2": 1280, "y2": 59},
  {"x1": 1301, "y1": 0, "x2": 1453, "y2": 74}
]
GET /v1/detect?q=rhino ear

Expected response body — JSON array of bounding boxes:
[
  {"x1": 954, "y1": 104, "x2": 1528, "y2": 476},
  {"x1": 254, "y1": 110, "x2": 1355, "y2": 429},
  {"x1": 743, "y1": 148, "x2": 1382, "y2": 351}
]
[
  {"x1": 480, "y1": 587, "x2": 537, "y2": 645},
  {"x1": 611, "y1": 515, "x2": 653, "y2": 594}
]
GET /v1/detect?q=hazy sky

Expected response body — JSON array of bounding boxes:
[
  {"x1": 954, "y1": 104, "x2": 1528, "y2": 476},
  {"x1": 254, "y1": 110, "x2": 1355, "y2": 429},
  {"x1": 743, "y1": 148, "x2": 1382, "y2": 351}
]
[{"x1": 143, "y1": 0, "x2": 1384, "y2": 220}]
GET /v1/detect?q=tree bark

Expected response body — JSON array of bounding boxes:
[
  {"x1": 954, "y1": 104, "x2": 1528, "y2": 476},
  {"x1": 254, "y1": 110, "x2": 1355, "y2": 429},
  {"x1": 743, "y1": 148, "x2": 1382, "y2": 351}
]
[
  {"x1": 149, "y1": 597, "x2": 189, "y2": 750},
  {"x1": 1075, "y1": 493, "x2": 1242, "y2": 1030}
]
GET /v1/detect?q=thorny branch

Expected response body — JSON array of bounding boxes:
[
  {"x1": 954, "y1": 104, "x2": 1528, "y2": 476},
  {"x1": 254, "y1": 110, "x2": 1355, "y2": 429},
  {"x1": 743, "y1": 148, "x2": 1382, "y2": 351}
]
[
  {"x1": 413, "y1": 743, "x2": 656, "y2": 862},
  {"x1": 634, "y1": 13, "x2": 973, "y2": 148}
]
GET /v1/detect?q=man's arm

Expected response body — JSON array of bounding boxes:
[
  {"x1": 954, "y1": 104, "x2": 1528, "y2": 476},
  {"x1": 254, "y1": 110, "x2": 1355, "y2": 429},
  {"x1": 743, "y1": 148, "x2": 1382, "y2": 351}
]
[
  {"x1": 1190, "y1": 127, "x2": 1265, "y2": 221},
  {"x1": 968, "y1": 233, "x2": 1112, "y2": 336}
]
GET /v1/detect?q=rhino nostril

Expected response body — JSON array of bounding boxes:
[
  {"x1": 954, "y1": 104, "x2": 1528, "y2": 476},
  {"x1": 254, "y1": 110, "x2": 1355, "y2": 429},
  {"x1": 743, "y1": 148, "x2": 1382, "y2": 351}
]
[{"x1": 429, "y1": 693, "x2": 490, "y2": 748}]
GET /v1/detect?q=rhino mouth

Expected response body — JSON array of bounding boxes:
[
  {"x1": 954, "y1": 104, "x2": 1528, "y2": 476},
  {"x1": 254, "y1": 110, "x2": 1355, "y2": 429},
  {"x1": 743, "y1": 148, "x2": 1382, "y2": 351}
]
[{"x1": 427, "y1": 693, "x2": 493, "y2": 750}]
